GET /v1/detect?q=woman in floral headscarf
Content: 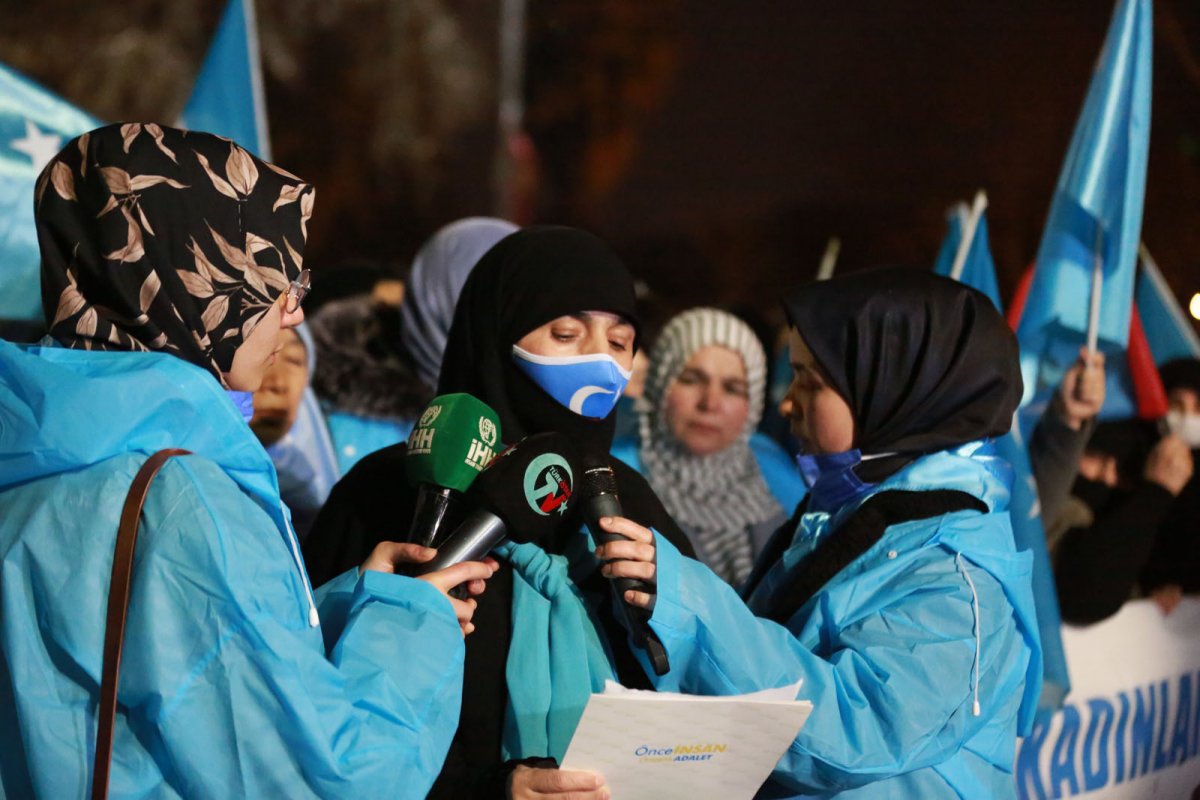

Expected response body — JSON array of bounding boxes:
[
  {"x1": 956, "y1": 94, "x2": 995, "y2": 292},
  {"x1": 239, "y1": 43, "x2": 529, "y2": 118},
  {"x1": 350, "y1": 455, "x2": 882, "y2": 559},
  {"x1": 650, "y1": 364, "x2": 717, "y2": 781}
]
[{"x1": 0, "y1": 123, "x2": 492, "y2": 799}]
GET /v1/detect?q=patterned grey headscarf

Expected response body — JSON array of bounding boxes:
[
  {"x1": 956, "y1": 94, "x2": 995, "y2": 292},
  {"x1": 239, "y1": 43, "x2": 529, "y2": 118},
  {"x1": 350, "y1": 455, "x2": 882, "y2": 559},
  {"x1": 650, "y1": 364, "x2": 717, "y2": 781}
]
[{"x1": 638, "y1": 308, "x2": 782, "y2": 584}]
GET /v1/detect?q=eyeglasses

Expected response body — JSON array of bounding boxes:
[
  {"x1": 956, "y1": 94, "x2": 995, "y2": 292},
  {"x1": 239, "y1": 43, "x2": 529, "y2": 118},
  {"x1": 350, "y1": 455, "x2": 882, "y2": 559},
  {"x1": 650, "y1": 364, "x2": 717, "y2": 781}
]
[{"x1": 284, "y1": 269, "x2": 311, "y2": 314}]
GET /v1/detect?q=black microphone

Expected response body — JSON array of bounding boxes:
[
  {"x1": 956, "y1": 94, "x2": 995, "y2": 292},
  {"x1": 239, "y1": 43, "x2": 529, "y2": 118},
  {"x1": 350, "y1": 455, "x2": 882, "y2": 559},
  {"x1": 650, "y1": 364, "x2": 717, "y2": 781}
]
[
  {"x1": 415, "y1": 432, "x2": 581, "y2": 575},
  {"x1": 580, "y1": 454, "x2": 671, "y2": 676}
]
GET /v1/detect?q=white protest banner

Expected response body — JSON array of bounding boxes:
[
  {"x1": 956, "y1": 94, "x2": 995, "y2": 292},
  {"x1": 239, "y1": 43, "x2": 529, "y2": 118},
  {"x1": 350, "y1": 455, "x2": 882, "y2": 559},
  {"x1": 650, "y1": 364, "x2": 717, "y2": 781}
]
[{"x1": 1016, "y1": 598, "x2": 1200, "y2": 799}]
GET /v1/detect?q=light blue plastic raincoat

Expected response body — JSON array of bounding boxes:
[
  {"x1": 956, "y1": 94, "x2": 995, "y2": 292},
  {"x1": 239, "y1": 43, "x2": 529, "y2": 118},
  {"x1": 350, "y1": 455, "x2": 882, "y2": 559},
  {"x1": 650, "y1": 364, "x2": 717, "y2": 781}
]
[
  {"x1": 645, "y1": 443, "x2": 1043, "y2": 798},
  {"x1": 0, "y1": 341, "x2": 465, "y2": 799},
  {"x1": 325, "y1": 408, "x2": 414, "y2": 475}
]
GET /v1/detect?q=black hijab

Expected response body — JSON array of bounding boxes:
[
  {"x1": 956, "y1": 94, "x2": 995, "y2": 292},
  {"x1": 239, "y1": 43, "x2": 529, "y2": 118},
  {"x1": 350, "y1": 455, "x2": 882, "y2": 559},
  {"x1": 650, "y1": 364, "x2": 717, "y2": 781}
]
[
  {"x1": 782, "y1": 268, "x2": 1022, "y2": 456},
  {"x1": 437, "y1": 225, "x2": 640, "y2": 454},
  {"x1": 304, "y1": 227, "x2": 691, "y2": 797},
  {"x1": 37, "y1": 123, "x2": 312, "y2": 386},
  {"x1": 745, "y1": 269, "x2": 1018, "y2": 622}
]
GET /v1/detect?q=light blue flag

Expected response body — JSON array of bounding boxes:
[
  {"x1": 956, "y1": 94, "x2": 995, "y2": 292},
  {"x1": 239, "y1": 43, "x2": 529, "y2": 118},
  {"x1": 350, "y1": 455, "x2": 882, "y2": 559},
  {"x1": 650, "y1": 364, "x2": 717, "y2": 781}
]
[
  {"x1": 1016, "y1": 0, "x2": 1152, "y2": 411},
  {"x1": 1136, "y1": 254, "x2": 1200, "y2": 364},
  {"x1": 933, "y1": 203, "x2": 1002, "y2": 309},
  {"x1": 0, "y1": 64, "x2": 98, "y2": 322},
  {"x1": 933, "y1": 202, "x2": 1072, "y2": 714},
  {"x1": 996, "y1": 430, "x2": 1071, "y2": 715},
  {"x1": 179, "y1": 0, "x2": 271, "y2": 159}
]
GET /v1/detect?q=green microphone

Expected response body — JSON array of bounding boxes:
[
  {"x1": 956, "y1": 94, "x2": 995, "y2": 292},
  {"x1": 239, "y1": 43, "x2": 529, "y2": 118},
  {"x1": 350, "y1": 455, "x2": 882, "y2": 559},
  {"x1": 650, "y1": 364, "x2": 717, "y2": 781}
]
[{"x1": 405, "y1": 393, "x2": 503, "y2": 548}]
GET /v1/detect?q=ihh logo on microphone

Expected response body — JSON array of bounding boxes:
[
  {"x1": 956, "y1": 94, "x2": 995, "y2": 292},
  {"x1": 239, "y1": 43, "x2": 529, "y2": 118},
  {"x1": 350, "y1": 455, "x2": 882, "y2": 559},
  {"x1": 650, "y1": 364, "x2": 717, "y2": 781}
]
[
  {"x1": 418, "y1": 404, "x2": 442, "y2": 428},
  {"x1": 478, "y1": 416, "x2": 498, "y2": 446},
  {"x1": 524, "y1": 453, "x2": 574, "y2": 516},
  {"x1": 464, "y1": 437, "x2": 495, "y2": 472},
  {"x1": 409, "y1": 425, "x2": 435, "y2": 454},
  {"x1": 409, "y1": 404, "x2": 442, "y2": 454}
]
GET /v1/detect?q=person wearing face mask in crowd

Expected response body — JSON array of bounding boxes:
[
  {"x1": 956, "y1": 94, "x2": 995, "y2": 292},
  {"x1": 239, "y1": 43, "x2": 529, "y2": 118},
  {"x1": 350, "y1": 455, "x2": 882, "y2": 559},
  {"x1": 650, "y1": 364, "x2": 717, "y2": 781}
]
[
  {"x1": 593, "y1": 270, "x2": 1042, "y2": 799},
  {"x1": 248, "y1": 323, "x2": 340, "y2": 538},
  {"x1": 611, "y1": 308, "x2": 806, "y2": 584},
  {"x1": 0, "y1": 125, "x2": 496, "y2": 799},
  {"x1": 1048, "y1": 416, "x2": 1193, "y2": 624},
  {"x1": 1026, "y1": 347, "x2": 1197, "y2": 624},
  {"x1": 302, "y1": 226, "x2": 696, "y2": 800},
  {"x1": 1134, "y1": 358, "x2": 1200, "y2": 614}
]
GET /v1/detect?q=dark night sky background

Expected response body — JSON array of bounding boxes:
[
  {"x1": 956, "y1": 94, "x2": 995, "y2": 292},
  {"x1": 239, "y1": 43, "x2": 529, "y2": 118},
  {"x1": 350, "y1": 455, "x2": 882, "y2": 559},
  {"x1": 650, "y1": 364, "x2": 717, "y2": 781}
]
[
  {"x1": 596, "y1": 1, "x2": 1200, "y2": 321},
  {"x1": 2, "y1": 0, "x2": 1197, "y2": 328}
]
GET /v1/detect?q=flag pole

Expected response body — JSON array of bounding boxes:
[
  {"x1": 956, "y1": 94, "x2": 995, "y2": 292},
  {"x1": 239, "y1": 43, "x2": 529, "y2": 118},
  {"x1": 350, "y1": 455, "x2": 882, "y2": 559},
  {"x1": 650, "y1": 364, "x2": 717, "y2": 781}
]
[
  {"x1": 242, "y1": 0, "x2": 271, "y2": 161},
  {"x1": 816, "y1": 236, "x2": 840, "y2": 281},
  {"x1": 949, "y1": 189, "x2": 988, "y2": 282},
  {"x1": 493, "y1": 0, "x2": 527, "y2": 220},
  {"x1": 1139, "y1": 240, "x2": 1200, "y2": 356},
  {"x1": 1086, "y1": 224, "x2": 1104, "y2": 356}
]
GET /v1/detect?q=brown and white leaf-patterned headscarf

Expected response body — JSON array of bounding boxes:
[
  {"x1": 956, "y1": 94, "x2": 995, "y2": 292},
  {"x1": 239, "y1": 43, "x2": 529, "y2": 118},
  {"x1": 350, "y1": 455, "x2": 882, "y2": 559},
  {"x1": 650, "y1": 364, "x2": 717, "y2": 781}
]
[{"x1": 35, "y1": 122, "x2": 314, "y2": 386}]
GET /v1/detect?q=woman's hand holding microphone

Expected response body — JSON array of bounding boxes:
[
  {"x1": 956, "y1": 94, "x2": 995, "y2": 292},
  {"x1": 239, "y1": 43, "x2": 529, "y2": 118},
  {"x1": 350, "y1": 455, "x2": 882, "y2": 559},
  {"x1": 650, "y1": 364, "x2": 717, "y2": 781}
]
[
  {"x1": 361, "y1": 542, "x2": 498, "y2": 636},
  {"x1": 593, "y1": 516, "x2": 658, "y2": 609}
]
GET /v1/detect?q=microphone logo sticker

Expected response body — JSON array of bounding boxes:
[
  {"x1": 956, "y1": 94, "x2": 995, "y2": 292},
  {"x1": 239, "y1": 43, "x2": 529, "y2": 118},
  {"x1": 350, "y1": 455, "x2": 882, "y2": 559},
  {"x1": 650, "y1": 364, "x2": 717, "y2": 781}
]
[
  {"x1": 418, "y1": 404, "x2": 442, "y2": 428},
  {"x1": 478, "y1": 417, "x2": 498, "y2": 447},
  {"x1": 465, "y1": 438, "x2": 496, "y2": 472},
  {"x1": 409, "y1": 425, "x2": 436, "y2": 454},
  {"x1": 523, "y1": 453, "x2": 574, "y2": 516}
]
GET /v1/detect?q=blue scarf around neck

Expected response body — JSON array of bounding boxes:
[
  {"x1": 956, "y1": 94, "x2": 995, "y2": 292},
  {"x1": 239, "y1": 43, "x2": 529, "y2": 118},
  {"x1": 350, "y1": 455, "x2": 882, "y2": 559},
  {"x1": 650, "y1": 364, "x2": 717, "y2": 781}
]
[{"x1": 500, "y1": 537, "x2": 617, "y2": 763}]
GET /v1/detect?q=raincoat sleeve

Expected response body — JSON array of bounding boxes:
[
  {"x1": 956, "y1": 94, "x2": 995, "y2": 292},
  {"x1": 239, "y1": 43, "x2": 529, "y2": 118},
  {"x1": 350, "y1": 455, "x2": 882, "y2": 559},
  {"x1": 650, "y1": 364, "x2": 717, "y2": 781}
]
[
  {"x1": 141, "y1": 458, "x2": 465, "y2": 799},
  {"x1": 645, "y1": 533, "x2": 1018, "y2": 794}
]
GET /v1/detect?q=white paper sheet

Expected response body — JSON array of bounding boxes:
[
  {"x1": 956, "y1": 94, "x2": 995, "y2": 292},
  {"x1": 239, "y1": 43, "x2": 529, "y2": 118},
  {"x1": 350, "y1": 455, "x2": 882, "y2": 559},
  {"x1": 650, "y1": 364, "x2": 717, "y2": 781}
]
[{"x1": 560, "y1": 681, "x2": 812, "y2": 799}]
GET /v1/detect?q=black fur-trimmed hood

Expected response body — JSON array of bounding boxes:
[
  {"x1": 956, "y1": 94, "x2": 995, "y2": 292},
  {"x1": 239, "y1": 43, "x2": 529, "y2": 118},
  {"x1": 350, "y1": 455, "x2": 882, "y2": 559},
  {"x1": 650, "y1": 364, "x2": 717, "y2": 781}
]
[{"x1": 310, "y1": 295, "x2": 432, "y2": 420}]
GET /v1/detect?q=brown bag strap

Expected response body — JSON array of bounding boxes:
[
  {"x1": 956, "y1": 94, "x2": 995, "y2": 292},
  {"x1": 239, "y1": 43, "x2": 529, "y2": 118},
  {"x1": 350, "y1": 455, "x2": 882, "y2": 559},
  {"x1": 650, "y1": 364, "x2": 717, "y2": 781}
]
[{"x1": 92, "y1": 448, "x2": 191, "y2": 800}]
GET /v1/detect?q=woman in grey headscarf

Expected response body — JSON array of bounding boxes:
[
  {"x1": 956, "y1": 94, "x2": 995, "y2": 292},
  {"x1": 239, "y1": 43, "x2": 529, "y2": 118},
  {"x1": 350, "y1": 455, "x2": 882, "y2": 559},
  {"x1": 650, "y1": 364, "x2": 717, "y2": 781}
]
[
  {"x1": 400, "y1": 217, "x2": 519, "y2": 391},
  {"x1": 612, "y1": 307, "x2": 805, "y2": 584}
]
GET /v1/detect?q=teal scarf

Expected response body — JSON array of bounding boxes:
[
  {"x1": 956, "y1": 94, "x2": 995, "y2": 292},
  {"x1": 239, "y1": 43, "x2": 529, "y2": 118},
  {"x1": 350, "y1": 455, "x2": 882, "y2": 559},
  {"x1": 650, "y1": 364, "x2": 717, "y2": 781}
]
[{"x1": 500, "y1": 538, "x2": 617, "y2": 763}]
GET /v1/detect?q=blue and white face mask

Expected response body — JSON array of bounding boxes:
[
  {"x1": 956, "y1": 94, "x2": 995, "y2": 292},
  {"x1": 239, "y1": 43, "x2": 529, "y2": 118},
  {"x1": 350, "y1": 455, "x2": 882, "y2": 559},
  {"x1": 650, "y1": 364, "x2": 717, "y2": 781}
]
[{"x1": 511, "y1": 344, "x2": 632, "y2": 419}]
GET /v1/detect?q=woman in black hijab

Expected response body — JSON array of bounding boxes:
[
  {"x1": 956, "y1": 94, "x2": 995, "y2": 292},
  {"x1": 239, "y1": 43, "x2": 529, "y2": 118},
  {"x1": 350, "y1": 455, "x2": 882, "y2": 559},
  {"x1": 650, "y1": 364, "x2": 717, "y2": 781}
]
[
  {"x1": 303, "y1": 226, "x2": 693, "y2": 799},
  {"x1": 594, "y1": 270, "x2": 1043, "y2": 799}
]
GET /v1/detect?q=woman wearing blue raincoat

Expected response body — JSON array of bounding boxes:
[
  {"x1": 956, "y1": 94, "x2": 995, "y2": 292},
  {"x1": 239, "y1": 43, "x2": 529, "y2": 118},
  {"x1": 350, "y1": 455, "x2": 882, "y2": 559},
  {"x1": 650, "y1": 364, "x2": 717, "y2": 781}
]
[
  {"x1": 598, "y1": 270, "x2": 1043, "y2": 798},
  {"x1": 0, "y1": 124, "x2": 493, "y2": 799}
]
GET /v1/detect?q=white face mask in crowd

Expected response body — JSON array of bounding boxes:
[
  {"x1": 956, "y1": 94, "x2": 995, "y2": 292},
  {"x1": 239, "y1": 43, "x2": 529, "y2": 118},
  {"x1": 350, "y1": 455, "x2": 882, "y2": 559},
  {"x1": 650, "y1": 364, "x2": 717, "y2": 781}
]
[{"x1": 1166, "y1": 410, "x2": 1200, "y2": 449}]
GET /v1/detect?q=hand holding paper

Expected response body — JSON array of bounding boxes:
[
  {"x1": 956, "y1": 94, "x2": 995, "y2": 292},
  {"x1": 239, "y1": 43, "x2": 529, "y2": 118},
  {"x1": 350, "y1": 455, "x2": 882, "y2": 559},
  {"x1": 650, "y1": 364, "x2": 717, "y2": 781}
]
[{"x1": 561, "y1": 681, "x2": 811, "y2": 800}]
